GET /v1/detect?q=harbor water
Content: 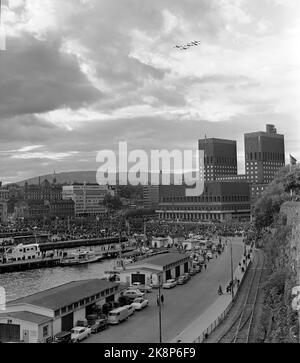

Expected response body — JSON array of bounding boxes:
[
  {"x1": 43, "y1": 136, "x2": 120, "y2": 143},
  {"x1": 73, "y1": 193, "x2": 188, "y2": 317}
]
[{"x1": 0, "y1": 259, "x2": 116, "y2": 302}]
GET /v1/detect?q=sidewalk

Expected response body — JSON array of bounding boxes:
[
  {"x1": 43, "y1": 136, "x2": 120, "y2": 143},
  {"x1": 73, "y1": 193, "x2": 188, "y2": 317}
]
[
  {"x1": 170, "y1": 294, "x2": 232, "y2": 343},
  {"x1": 169, "y1": 245, "x2": 253, "y2": 343}
]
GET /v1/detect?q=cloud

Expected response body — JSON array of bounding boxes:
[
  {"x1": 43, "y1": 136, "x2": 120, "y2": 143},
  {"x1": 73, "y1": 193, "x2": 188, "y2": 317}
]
[
  {"x1": 0, "y1": 0, "x2": 299, "y2": 183},
  {"x1": 0, "y1": 35, "x2": 101, "y2": 118}
]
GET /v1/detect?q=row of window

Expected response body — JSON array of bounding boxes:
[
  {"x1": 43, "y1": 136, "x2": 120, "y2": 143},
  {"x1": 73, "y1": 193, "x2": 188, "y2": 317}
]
[
  {"x1": 203, "y1": 156, "x2": 236, "y2": 165},
  {"x1": 163, "y1": 257, "x2": 190, "y2": 272},
  {"x1": 246, "y1": 152, "x2": 284, "y2": 162},
  {"x1": 159, "y1": 204, "x2": 250, "y2": 211},
  {"x1": 54, "y1": 286, "x2": 119, "y2": 317},
  {"x1": 159, "y1": 212, "x2": 250, "y2": 221},
  {"x1": 161, "y1": 195, "x2": 249, "y2": 203}
]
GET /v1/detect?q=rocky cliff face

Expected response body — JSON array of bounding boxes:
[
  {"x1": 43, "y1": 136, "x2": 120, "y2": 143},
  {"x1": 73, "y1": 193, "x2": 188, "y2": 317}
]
[
  {"x1": 259, "y1": 202, "x2": 300, "y2": 342},
  {"x1": 280, "y1": 202, "x2": 300, "y2": 227}
]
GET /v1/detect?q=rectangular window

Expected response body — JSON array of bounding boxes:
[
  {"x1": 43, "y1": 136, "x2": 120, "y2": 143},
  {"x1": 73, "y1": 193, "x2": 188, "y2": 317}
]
[{"x1": 43, "y1": 325, "x2": 49, "y2": 338}]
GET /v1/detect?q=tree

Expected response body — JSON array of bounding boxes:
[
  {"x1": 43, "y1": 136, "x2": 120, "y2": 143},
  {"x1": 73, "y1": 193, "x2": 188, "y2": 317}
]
[
  {"x1": 284, "y1": 169, "x2": 300, "y2": 195},
  {"x1": 103, "y1": 193, "x2": 122, "y2": 212},
  {"x1": 254, "y1": 165, "x2": 300, "y2": 230}
]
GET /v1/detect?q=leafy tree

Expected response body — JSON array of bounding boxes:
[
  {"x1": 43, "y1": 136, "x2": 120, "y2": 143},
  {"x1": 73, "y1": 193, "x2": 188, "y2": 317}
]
[
  {"x1": 254, "y1": 165, "x2": 300, "y2": 230},
  {"x1": 118, "y1": 185, "x2": 143, "y2": 199},
  {"x1": 103, "y1": 193, "x2": 122, "y2": 212}
]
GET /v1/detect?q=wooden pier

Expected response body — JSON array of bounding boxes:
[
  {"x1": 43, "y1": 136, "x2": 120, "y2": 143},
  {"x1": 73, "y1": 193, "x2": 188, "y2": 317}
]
[{"x1": 0, "y1": 257, "x2": 61, "y2": 274}]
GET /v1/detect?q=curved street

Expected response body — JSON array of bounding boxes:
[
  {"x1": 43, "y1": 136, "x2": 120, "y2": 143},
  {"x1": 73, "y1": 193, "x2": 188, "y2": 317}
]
[{"x1": 85, "y1": 237, "x2": 244, "y2": 343}]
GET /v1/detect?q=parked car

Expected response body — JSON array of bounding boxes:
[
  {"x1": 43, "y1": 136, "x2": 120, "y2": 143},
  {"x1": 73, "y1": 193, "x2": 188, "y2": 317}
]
[
  {"x1": 123, "y1": 289, "x2": 145, "y2": 299},
  {"x1": 190, "y1": 269, "x2": 197, "y2": 276},
  {"x1": 102, "y1": 302, "x2": 113, "y2": 315},
  {"x1": 125, "y1": 304, "x2": 135, "y2": 316},
  {"x1": 131, "y1": 282, "x2": 152, "y2": 293},
  {"x1": 90, "y1": 318, "x2": 108, "y2": 334},
  {"x1": 131, "y1": 298, "x2": 149, "y2": 310},
  {"x1": 76, "y1": 319, "x2": 89, "y2": 327},
  {"x1": 162, "y1": 279, "x2": 177, "y2": 289},
  {"x1": 183, "y1": 273, "x2": 191, "y2": 281},
  {"x1": 108, "y1": 306, "x2": 130, "y2": 325},
  {"x1": 177, "y1": 276, "x2": 186, "y2": 285},
  {"x1": 71, "y1": 326, "x2": 91, "y2": 343},
  {"x1": 53, "y1": 331, "x2": 72, "y2": 344},
  {"x1": 86, "y1": 314, "x2": 98, "y2": 326},
  {"x1": 118, "y1": 295, "x2": 133, "y2": 306}
]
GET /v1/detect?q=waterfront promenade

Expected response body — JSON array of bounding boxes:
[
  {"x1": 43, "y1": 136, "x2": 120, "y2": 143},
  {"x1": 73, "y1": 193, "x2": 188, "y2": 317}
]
[{"x1": 85, "y1": 237, "x2": 245, "y2": 343}]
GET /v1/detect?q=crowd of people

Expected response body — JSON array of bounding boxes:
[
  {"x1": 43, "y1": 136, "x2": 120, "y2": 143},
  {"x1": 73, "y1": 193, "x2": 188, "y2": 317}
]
[{"x1": 0, "y1": 216, "x2": 256, "y2": 248}]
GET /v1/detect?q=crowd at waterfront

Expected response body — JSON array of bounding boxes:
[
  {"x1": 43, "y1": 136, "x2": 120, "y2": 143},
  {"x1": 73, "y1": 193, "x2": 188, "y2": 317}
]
[{"x1": 0, "y1": 217, "x2": 255, "y2": 246}]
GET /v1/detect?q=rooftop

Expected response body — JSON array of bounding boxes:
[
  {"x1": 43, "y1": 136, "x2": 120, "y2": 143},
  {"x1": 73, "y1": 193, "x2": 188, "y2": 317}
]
[
  {"x1": 198, "y1": 138, "x2": 236, "y2": 144},
  {"x1": 0, "y1": 311, "x2": 52, "y2": 325},
  {"x1": 131, "y1": 252, "x2": 189, "y2": 268},
  {"x1": 8, "y1": 279, "x2": 119, "y2": 311}
]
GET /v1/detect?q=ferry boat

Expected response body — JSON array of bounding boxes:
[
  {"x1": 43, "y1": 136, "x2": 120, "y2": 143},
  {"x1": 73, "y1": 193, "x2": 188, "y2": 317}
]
[
  {"x1": 0, "y1": 243, "x2": 43, "y2": 264},
  {"x1": 60, "y1": 250, "x2": 103, "y2": 266}
]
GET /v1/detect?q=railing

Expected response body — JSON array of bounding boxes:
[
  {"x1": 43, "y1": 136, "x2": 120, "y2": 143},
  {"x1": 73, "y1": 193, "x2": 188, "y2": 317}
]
[
  {"x1": 192, "y1": 250, "x2": 252, "y2": 343},
  {"x1": 192, "y1": 300, "x2": 234, "y2": 343}
]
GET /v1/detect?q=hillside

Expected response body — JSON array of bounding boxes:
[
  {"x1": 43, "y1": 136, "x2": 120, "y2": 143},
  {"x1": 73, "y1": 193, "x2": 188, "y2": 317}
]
[
  {"x1": 15, "y1": 171, "x2": 97, "y2": 186},
  {"x1": 14, "y1": 171, "x2": 186, "y2": 186}
]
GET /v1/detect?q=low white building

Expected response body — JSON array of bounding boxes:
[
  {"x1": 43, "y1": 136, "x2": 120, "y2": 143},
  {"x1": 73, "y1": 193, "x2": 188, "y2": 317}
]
[
  {"x1": 181, "y1": 238, "x2": 207, "y2": 251},
  {"x1": 119, "y1": 252, "x2": 191, "y2": 287},
  {"x1": 0, "y1": 279, "x2": 121, "y2": 343},
  {"x1": 151, "y1": 237, "x2": 172, "y2": 249}
]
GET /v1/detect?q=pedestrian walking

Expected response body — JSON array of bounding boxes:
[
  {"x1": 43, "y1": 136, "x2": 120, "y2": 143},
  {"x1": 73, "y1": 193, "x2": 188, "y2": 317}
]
[
  {"x1": 161, "y1": 294, "x2": 164, "y2": 305},
  {"x1": 204, "y1": 264, "x2": 207, "y2": 270}
]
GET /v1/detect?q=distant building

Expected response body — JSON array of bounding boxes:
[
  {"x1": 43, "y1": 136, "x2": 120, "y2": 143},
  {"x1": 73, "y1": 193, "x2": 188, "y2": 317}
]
[
  {"x1": 24, "y1": 179, "x2": 62, "y2": 202},
  {"x1": 13, "y1": 200, "x2": 74, "y2": 221},
  {"x1": 62, "y1": 183, "x2": 112, "y2": 217},
  {"x1": 244, "y1": 124, "x2": 285, "y2": 200},
  {"x1": 143, "y1": 185, "x2": 159, "y2": 210},
  {"x1": 47, "y1": 199, "x2": 75, "y2": 219},
  {"x1": 198, "y1": 138, "x2": 238, "y2": 181},
  {"x1": 14, "y1": 200, "x2": 49, "y2": 221},
  {"x1": 7, "y1": 184, "x2": 24, "y2": 200},
  {"x1": 0, "y1": 187, "x2": 9, "y2": 202},
  {"x1": 0, "y1": 202, "x2": 8, "y2": 223},
  {"x1": 157, "y1": 181, "x2": 251, "y2": 222}
]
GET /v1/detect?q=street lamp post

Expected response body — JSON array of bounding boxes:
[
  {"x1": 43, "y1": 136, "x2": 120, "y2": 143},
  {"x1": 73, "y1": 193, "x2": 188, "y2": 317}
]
[
  {"x1": 158, "y1": 272, "x2": 162, "y2": 343},
  {"x1": 230, "y1": 237, "x2": 234, "y2": 300}
]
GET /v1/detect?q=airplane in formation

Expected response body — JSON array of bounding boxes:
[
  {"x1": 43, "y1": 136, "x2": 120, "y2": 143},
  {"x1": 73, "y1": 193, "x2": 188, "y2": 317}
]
[{"x1": 173, "y1": 41, "x2": 201, "y2": 50}]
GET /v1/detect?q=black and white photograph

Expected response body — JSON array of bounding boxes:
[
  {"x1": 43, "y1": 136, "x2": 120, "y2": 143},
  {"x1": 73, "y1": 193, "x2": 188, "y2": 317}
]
[{"x1": 0, "y1": 0, "x2": 299, "y2": 348}]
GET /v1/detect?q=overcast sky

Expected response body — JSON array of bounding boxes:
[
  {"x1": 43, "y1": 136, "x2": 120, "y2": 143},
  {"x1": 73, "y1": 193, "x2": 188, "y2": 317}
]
[{"x1": 0, "y1": 0, "x2": 299, "y2": 184}]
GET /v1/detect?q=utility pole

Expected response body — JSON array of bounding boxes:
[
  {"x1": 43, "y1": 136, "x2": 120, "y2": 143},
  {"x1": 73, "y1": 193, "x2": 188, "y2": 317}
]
[
  {"x1": 230, "y1": 237, "x2": 234, "y2": 300},
  {"x1": 158, "y1": 273, "x2": 162, "y2": 343}
]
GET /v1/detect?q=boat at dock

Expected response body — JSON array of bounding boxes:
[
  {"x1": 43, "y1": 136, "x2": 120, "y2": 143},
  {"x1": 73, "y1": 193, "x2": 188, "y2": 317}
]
[
  {"x1": 60, "y1": 250, "x2": 103, "y2": 266},
  {"x1": 0, "y1": 243, "x2": 43, "y2": 264}
]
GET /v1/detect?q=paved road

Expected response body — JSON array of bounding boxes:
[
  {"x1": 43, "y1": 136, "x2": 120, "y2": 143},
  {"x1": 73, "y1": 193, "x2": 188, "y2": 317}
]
[{"x1": 85, "y1": 237, "x2": 244, "y2": 343}]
